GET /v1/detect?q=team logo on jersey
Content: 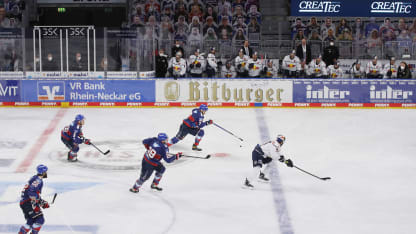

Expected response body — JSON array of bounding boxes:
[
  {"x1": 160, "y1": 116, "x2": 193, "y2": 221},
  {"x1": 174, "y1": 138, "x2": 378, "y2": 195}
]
[
  {"x1": 37, "y1": 81, "x2": 65, "y2": 101},
  {"x1": 164, "y1": 81, "x2": 180, "y2": 101}
]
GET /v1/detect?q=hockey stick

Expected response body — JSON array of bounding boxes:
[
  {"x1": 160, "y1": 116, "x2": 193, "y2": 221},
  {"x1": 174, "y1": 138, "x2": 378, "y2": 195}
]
[
  {"x1": 90, "y1": 142, "x2": 110, "y2": 155},
  {"x1": 213, "y1": 123, "x2": 244, "y2": 141},
  {"x1": 51, "y1": 193, "x2": 57, "y2": 204},
  {"x1": 181, "y1": 154, "x2": 211, "y2": 159},
  {"x1": 293, "y1": 165, "x2": 331, "y2": 181}
]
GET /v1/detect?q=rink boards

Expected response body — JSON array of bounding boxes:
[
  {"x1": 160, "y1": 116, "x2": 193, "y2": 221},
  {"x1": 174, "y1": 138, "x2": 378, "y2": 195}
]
[{"x1": 1, "y1": 79, "x2": 416, "y2": 108}]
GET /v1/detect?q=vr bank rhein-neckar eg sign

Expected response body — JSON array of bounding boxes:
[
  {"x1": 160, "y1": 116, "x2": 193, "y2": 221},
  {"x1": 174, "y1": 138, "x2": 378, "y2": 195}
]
[{"x1": 291, "y1": 0, "x2": 414, "y2": 17}]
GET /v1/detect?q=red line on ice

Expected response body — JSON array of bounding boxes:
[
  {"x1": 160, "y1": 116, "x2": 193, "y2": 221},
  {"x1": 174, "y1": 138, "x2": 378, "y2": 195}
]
[{"x1": 15, "y1": 108, "x2": 68, "y2": 173}]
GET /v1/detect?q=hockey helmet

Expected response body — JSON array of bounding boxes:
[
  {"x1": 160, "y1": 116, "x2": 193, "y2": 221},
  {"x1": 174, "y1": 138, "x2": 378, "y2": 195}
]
[
  {"x1": 157, "y1": 133, "x2": 169, "y2": 142},
  {"x1": 75, "y1": 114, "x2": 85, "y2": 122},
  {"x1": 277, "y1": 134, "x2": 286, "y2": 146},
  {"x1": 199, "y1": 104, "x2": 208, "y2": 112},
  {"x1": 36, "y1": 164, "x2": 48, "y2": 174}
]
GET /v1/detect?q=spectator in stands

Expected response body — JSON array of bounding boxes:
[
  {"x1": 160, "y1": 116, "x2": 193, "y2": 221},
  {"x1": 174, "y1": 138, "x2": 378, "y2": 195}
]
[
  {"x1": 241, "y1": 40, "x2": 253, "y2": 57},
  {"x1": 291, "y1": 17, "x2": 306, "y2": 38},
  {"x1": 205, "y1": 0, "x2": 217, "y2": 8},
  {"x1": 189, "y1": 16, "x2": 203, "y2": 33},
  {"x1": 350, "y1": 61, "x2": 365, "y2": 78},
  {"x1": 71, "y1": 52, "x2": 84, "y2": 71},
  {"x1": 204, "y1": 6, "x2": 218, "y2": 23},
  {"x1": 218, "y1": 3, "x2": 232, "y2": 23},
  {"x1": 3, "y1": 48, "x2": 18, "y2": 71},
  {"x1": 383, "y1": 57, "x2": 398, "y2": 78},
  {"x1": 351, "y1": 17, "x2": 365, "y2": 41},
  {"x1": 409, "y1": 19, "x2": 416, "y2": 38},
  {"x1": 175, "y1": 0, "x2": 188, "y2": 12},
  {"x1": 309, "y1": 30, "x2": 322, "y2": 41},
  {"x1": 43, "y1": 53, "x2": 59, "y2": 71},
  {"x1": 247, "y1": 5, "x2": 261, "y2": 24},
  {"x1": 233, "y1": 0, "x2": 245, "y2": 9},
  {"x1": 323, "y1": 28, "x2": 336, "y2": 42},
  {"x1": 145, "y1": 0, "x2": 161, "y2": 15},
  {"x1": 130, "y1": 15, "x2": 145, "y2": 34},
  {"x1": 335, "y1": 18, "x2": 351, "y2": 37},
  {"x1": 233, "y1": 28, "x2": 247, "y2": 45},
  {"x1": 161, "y1": 5, "x2": 175, "y2": 22},
  {"x1": 235, "y1": 49, "x2": 249, "y2": 77},
  {"x1": 364, "y1": 17, "x2": 379, "y2": 38},
  {"x1": 293, "y1": 29, "x2": 306, "y2": 41},
  {"x1": 366, "y1": 29, "x2": 382, "y2": 57},
  {"x1": 134, "y1": 5, "x2": 146, "y2": 22},
  {"x1": 0, "y1": 7, "x2": 11, "y2": 28},
  {"x1": 160, "y1": 19, "x2": 174, "y2": 40},
  {"x1": 189, "y1": 5, "x2": 204, "y2": 23},
  {"x1": 247, "y1": 16, "x2": 260, "y2": 34},
  {"x1": 232, "y1": 5, "x2": 246, "y2": 24},
  {"x1": 204, "y1": 27, "x2": 218, "y2": 40},
  {"x1": 320, "y1": 17, "x2": 335, "y2": 39},
  {"x1": 366, "y1": 56, "x2": 383, "y2": 78},
  {"x1": 282, "y1": 50, "x2": 300, "y2": 78},
  {"x1": 263, "y1": 60, "x2": 278, "y2": 78},
  {"x1": 323, "y1": 40, "x2": 339, "y2": 66},
  {"x1": 233, "y1": 16, "x2": 248, "y2": 32},
  {"x1": 219, "y1": 28, "x2": 232, "y2": 45},
  {"x1": 382, "y1": 28, "x2": 396, "y2": 42},
  {"x1": 155, "y1": 48, "x2": 168, "y2": 77},
  {"x1": 296, "y1": 38, "x2": 312, "y2": 64},
  {"x1": 221, "y1": 60, "x2": 237, "y2": 78},
  {"x1": 337, "y1": 28, "x2": 353, "y2": 41},
  {"x1": 306, "y1": 17, "x2": 320, "y2": 37},
  {"x1": 396, "y1": 18, "x2": 409, "y2": 35},
  {"x1": 174, "y1": 3, "x2": 188, "y2": 22},
  {"x1": 218, "y1": 16, "x2": 233, "y2": 39},
  {"x1": 146, "y1": 15, "x2": 160, "y2": 37},
  {"x1": 188, "y1": 27, "x2": 203, "y2": 46},
  {"x1": 174, "y1": 15, "x2": 189, "y2": 34},
  {"x1": 245, "y1": 0, "x2": 259, "y2": 12},
  {"x1": 308, "y1": 55, "x2": 327, "y2": 78},
  {"x1": 218, "y1": 0, "x2": 232, "y2": 17},
  {"x1": 203, "y1": 16, "x2": 218, "y2": 35},
  {"x1": 171, "y1": 40, "x2": 185, "y2": 57},
  {"x1": 161, "y1": 0, "x2": 175, "y2": 11},
  {"x1": 188, "y1": 0, "x2": 204, "y2": 13},
  {"x1": 397, "y1": 61, "x2": 412, "y2": 79}
]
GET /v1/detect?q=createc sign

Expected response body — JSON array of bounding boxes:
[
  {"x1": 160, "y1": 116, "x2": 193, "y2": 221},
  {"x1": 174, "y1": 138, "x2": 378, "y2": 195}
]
[
  {"x1": 298, "y1": 1, "x2": 341, "y2": 13},
  {"x1": 370, "y1": 1, "x2": 412, "y2": 14}
]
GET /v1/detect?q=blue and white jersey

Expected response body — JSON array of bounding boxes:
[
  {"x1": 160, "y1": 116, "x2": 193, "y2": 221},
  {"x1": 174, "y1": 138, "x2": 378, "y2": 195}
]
[
  {"x1": 20, "y1": 175, "x2": 43, "y2": 204},
  {"x1": 183, "y1": 108, "x2": 205, "y2": 128},
  {"x1": 61, "y1": 121, "x2": 84, "y2": 144},
  {"x1": 143, "y1": 137, "x2": 175, "y2": 166}
]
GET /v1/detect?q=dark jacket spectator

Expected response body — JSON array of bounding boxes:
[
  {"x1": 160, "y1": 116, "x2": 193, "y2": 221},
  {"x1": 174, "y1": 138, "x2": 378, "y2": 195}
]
[
  {"x1": 43, "y1": 53, "x2": 59, "y2": 71},
  {"x1": 323, "y1": 41, "x2": 339, "y2": 66},
  {"x1": 241, "y1": 40, "x2": 253, "y2": 57},
  {"x1": 70, "y1": 53, "x2": 84, "y2": 71},
  {"x1": 155, "y1": 49, "x2": 169, "y2": 77},
  {"x1": 171, "y1": 40, "x2": 185, "y2": 57},
  {"x1": 296, "y1": 39, "x2": 312, "y2": 64},
  {"x1": 397, "y1": 62, "x2": 412, "y2": 79}
]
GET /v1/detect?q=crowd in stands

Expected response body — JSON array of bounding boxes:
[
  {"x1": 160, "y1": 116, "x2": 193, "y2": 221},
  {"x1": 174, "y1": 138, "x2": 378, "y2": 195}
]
[{"x1": 0, "y1": 0, "x2": 24, "y2": 28}]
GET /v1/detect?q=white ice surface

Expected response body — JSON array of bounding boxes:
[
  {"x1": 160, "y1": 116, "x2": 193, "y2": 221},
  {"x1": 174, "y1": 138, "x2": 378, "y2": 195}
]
[{"x1": 0, "y1": 107, "x2": 416, "y2": 234}]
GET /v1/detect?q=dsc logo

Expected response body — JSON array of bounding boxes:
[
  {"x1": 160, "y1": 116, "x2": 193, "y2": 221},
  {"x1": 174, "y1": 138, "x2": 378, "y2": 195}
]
[{"x1": 37, "y1": 81, "x2": 65, "y2": 101}]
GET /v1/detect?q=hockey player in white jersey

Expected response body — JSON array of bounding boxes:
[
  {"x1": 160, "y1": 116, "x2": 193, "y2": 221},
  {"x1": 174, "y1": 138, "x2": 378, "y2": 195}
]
[
  {"x1": 366, "y1": 56, "x2": 383, "y2": 78},
  {"x1": 168, "y1": 52, "x2": 187, "y2": 79},
  {"x1": 263, "y1": 59, "x2": 278, "y2": 78},
  {"x1": 383, "y1": 57, "x2": 398, "y2": 79},
  {"x1": 350, "y1": 61, "x2": 365, "y2": 78},
  {"x1": 235, "y1": 49, "x2": 250, "y2": 77},
  {"x1": 221, "y1": 60, "x2": 236, "y2": 78},
  {"x1": 206, "y1": 47, "x2": 219, "y2": 78},
  {"x1": 308, "y1": 55, "x2": 327, "y2": 78},
  {"x1": 246, "y1": 52, "x2": 264, "y2": 78},
  {"x1": 282, "y1": 50, "x2": 301, "y2": 78},
  {"x1": 327, "y1": 61, "x2": 344, "y2": 78},
  {"x1": 188, "y1": 49, "x2": 206, "y2": 78},
  {"x1": 244, "y1": 135, "x2": 294, "y2": 189}
]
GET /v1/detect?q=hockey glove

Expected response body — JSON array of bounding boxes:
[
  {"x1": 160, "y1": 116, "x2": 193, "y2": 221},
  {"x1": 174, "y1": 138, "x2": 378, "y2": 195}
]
[
  {"x1": 83, "y1": 138, "x2": 91, "y2": 145},
  {"x1": 262, "y1": 157, "x2": 272, "y2": 164},
  {"x1": 237, "y1": 64, "x2": 242, "y2": 69},
  {"x1": 278, "y1": 155, "x2": 285, "y2": 163},
  {"x1": 41, "y1": 201, "x2": 50, "y2": 209},
  {"x1": 285, "y1": 159, "x2": 294, "y2": 168},
  {"x1": 190, "y1": 63, "x2": 194, "y2": 68},
  {"x1": 248, "y1": 63, "x2": 254, "y2": 69},
  {"x1": 196, "y1": 63, "x2": 202, "y2": 68},
  {"x1": 387, "y1": 70, "x2": 392, "y2": 77},
  {"x1": 205, "y1": 120, "x2": 213, "y2": 125},
  {"x1": 263, "y1": 67, "x2": 268, "y2": 73},
  {"x1": 175, "y1": 152, "x2": 183, "y2": 160},
  {"x1": 217, "y1": 61, "x2": 223, "y2": 67}
]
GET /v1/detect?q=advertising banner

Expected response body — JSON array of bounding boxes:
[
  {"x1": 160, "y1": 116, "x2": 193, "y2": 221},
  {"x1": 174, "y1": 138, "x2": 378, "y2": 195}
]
[
  {"x1": 0, "y1": 80, "x2": 20, "y2": 102},
  {"x1": 20, "y1": 80, "x2": 155, "y2": 102},
  {"x1": 155, "y1": 79, "x2": 293, "y2": 104},
  {"x1": 293, "y1": 79, "x2": 416, "y2": 103},
  {"x1": 291, "y1": 0, "x2": 415, "y2": 17},
  {"x1": 37, "y1": 0, "x2": 126, "y2": 4}
]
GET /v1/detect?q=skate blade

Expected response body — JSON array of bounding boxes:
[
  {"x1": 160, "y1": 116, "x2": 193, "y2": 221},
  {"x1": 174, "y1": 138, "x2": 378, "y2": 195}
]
[{"x1": 241, "y1": 184, "x2": 254, "y2": 190}]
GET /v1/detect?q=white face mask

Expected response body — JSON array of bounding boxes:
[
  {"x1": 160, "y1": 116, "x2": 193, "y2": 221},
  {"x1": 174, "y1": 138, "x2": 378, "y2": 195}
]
[
  {"x1": 48, "y1": 56, "x2": 52, "y2": 61},
  {"x1": 77, "y1": 56, "x2": 81, "y2": 61},
  {"x1": 176, "y1": 44, "x2": 180, "y2": 47},
  {"x1": 401, "y1": 66, "x2": 405, "y2": 70},
  {"x1": 330, "y1": 42, "x2": 334, "y2": 46}
]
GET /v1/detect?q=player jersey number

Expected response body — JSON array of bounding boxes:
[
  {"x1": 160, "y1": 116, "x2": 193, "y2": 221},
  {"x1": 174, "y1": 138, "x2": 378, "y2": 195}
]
[{"x1": 146, "y1": 148, "x2": 157, "y2": 159}]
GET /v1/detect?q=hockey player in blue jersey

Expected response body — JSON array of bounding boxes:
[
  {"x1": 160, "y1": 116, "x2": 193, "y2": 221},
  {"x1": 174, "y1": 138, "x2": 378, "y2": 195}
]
[
  {"x1": 169, "y1": 104, "x2": 213, "y2": 151},
  {"x1": 61, "y1": 114, "x2": 91, "y2": 162},
  {"x1": 18, "y1": 165, "x2": 49, "y2": 234},
  {"x1": 130, "y1": 133, "x2": 183, "y2": 193},
  {"x1": 244, "y1": 135, "x2": 294, "y2": 189}
]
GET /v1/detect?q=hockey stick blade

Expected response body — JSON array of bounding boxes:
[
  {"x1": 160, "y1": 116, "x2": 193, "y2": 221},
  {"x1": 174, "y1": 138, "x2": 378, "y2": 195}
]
[
  {"x1": 51, "y1": 193, "x2": 57, "y2": 204},
  {"x1": 182, "y1": 154, "x2": 211, "y2": 159},
  {"x1": 321, "y1": 177, "x2": 331, "y2": 180},
  {"x1": 103, "y1": 150, "x2": 110, "y2": 155}
]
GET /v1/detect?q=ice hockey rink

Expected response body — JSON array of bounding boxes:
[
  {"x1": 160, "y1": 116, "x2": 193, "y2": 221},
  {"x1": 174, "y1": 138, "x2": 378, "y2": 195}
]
[{"x1": 1, "y1": 107, "x2": 416, "y2": 234}]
